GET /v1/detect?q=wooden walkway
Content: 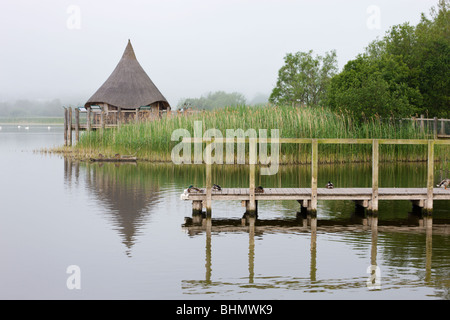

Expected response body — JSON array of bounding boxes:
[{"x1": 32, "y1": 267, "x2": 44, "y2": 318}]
[
  {"x1": 181, "y1": 187, "x2": 450, "y2": 212},
  {"x1": 182, "y1": 187, "x2": 450, "y2": 201}
]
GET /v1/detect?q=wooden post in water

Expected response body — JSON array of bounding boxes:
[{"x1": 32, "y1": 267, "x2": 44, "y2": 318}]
[
  {"x1": 425, "y1": 140, "x2": 434, "y2": 214},
  {"x1": 75, "y1": 107, "x2": 80, "y2": 142},
  {"x1": 248, "y1": 163, "x2": 256, "y2": 214},
  {"x1": 192, "y1": 200, "x2": 203, "y2": 214},
  {"x1": 63, "y1": 107, "x2": 68, "y2": 146},
  {"x1": 310, "y1": 139, "x2": 318, "y2": 214},
  {"x1": 205, "y1": 143, "x2": 212, "y2": 216},
  {"x1": 441, "y1": 120, "x2": 445, "y2": 135},
  {"x1": 370, "y1": 139, "x2": 379, "y2": 213},
  {"x1": 67, "y1": 107, "x2": 72, "y2": 146},
  {"x1": 86, "y1": 107, "x2": 91, "y2": 132}
]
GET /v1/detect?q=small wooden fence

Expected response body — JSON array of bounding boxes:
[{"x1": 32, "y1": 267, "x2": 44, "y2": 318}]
[{"x1": 402, "y1": 116, "x2": 450, "y2": 139}]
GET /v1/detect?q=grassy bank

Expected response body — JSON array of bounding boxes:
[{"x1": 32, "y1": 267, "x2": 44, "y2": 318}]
[{"x1": 74, "y1": 105, "x2": 448, "y2": 164}]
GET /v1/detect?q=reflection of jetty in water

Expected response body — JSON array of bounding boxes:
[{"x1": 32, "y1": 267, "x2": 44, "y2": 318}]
[
  {"x1": 64, "y1": 158, "x2": 161, "y2": 256},
  {"x1": 181, "y1": 211, "x2": 444, "y2": 295}
]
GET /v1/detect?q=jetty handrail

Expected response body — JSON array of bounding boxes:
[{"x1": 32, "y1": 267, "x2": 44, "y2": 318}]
[
  {"x1": 182, "y1": 137, "x2": 449, "y2": 215},
  {"x1": 182, "y1": 137, "x2": 450, "y2": 145}
]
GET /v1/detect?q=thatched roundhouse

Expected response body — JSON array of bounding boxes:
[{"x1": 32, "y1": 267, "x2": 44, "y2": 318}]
[{"x1": 85, "y1": 40, "x2": 170, "y2": 122}]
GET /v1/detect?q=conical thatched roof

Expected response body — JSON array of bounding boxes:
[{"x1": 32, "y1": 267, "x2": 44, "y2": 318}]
[{"x1": 85, "y1": 40, "x2": 170, "y2": 110}]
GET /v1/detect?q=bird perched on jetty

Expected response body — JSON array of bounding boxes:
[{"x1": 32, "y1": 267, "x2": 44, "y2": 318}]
[
  {"x1": 437, "y1": 179, "x2": 450, "y2": 189},
  {"x1": 98, "y1": 153, "x2": 104, "y2": 159},
  {"x1": 114, "y1": 153, "x2": 121, "y2": 159},
  {"x1": 326, "y1": 181, "x2": 334, "y2": 189},
  {"x1": 255, "y1": 186, "x2": 264, "y2": 193},
  {"x1": 187, "y1": 185, "x2": 201, "y2": 193},
  {"x1": 212, "y1": 184, "x2": 222, "y2": 191}
]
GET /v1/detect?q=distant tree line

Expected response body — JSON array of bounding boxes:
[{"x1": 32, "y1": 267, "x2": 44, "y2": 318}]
[
  {"x1": 178, "y1": 91, "x2": 247, "y2": 110},
  {"x1": 0, "y1": 99, "x2": 64, "y2": 117},
  {"x1": 270, "y1": 0, "x2": 449, "y2": 119}
]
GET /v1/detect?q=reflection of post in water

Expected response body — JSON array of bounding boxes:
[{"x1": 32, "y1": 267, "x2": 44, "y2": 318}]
[
  {"x1": 248, "y1": 214, "x2": 255, "y2": 284},
  {"x1": 205, "y1": 216, "x2": 212, "y2": 284},
  {"x1": 424, "y1": 216, "x2": 433, "y2": 283},
  {"x1": 64, "y1": 157, "x2": 72, "y2": 186},
  {"x1": 367, "y1": 212, "x2": 380, "y2": 289},
  {"x1": 310, "y1": 215, "x2": 317, "y2": 283}
]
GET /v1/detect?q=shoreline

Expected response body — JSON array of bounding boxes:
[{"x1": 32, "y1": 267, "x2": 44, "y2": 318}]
[{"x1": 41, "y1": 146, "x2": 436, "y2": 166}]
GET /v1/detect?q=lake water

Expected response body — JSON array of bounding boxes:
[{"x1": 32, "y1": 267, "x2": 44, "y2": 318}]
[{"x1": 0, "y1": 124, "x2": 449, "y2": 300}]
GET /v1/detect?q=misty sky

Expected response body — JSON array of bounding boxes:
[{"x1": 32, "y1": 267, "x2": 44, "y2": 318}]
[{"x1": 0, "y1": 0, "x2": 439, "y2": 107}]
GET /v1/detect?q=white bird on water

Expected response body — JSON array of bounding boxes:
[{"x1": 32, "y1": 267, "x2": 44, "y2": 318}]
[
  {"x1": 17, "y1": 125, "x2": 21, "y2": 129},
  {"x1": 47, "y1": 126, "x2": 51, "y2": 130},
  {"x1": 25, "y1": 126, "x2": 29, "y2": 130}
]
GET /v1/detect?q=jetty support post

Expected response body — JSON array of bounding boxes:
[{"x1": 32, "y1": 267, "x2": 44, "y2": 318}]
[
  {"x1": 67, "y1": 107, "x2": 72, "y2": 146},
  {"x1": 369, "y1": 139, "x2": 379, "y2": 213},
  {"x1": 441, "y1": 119, "x2": 445, "y2": 135},
  {"x1": 425, "y1": 140, "x2": 434, "y2": 214},
  {"x1": 310, "y1": 139, "x2": 318, "y2": 214},
  {"x1": 63, "y1": 107, "x2": 68, "y2": 146},
  {"x1": 192, "y1": 201, "x2": 203, "y2": 215},
  {"x1": 75, "y1": 107, "x2": 80, "y2": 142}
]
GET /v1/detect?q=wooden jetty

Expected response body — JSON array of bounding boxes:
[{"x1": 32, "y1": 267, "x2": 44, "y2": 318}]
[
  {"x1": 180, "y1": 138, "x2": 450, "y2": 216},
  {"x1": 62, "y1": 106, "x2": 196, "y2": 146}
]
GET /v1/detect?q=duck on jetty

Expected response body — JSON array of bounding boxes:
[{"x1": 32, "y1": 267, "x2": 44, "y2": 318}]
[
  {"x1": 212, "y1": 184, "x2": 222, "y2": 191},
  {"x1": 437, "y1": 179, "x2": 450, "y2": 189},
  {"x1": 187, "y1": 185, "x2": 202, "y2": 193},
  {"x1": 255, "y1": 186, "x2": 264, "y2": 193},
  {"x1": 326, "y1": 181, "x2": 334, "y2": 189}
]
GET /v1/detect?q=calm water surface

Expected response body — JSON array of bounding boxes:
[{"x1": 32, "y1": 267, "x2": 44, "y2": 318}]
[{"x1": 0, "y1": 125, "x2": 449, "y2": 299}]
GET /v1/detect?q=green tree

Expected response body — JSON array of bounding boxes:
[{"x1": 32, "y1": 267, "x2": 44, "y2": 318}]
[
  {"x1": 328, "y1": 0, "x2": 449, "y2": 119},
  {"x1": 327, "y1": 54, "x2": 422, "y2": 119},
  {"x1": 269, "y1": 50, "x2": 338, "y2": 106}
]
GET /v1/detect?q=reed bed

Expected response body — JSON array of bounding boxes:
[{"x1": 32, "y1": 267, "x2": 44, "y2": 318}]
[{"x1": 75, "y1": 105, "x2": 447, "y2": 164}]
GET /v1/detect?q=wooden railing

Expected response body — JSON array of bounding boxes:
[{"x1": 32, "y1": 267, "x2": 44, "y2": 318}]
[{"x1": 182, "y1": 137, "x2": 450, "y2": 215}]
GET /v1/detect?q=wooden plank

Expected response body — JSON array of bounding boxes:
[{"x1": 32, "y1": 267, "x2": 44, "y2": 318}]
[
  {"x1": 249, "y1": 163, "x2": 256, "y2": 212},
  {"x1": 182, "y1": 187, "x2": 450, "y2": 202},
  {"x1": 205, "y1": 162, "x2": 212, "y2": 215},
  {"x1": 426, "y1": 140, "x2": 434, "y2": 212},
  {"x1": 75, "y1": 108, "x2": 80, "y2": 142},
  {"x1": 372, "y1": 139, "x2": 379, "y2": 212},
  {"x1": 311, "y1": 139, "x2": 318, "y2": 212},
  {"x1": 63, "y1": 108, "x2": 68, "y2": 146},
  {"x1": 67, "y1": 107, "x2": 72, "y2": 146}
]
